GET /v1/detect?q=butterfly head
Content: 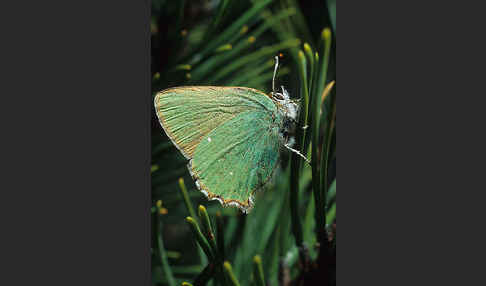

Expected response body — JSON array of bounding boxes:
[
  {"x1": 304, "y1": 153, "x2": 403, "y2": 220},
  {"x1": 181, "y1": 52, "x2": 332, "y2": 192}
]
[
  {"x1": 270, "y1": 56, "x2": 299, "y2": 123},
  {"x1": 271, "y1": 86, "x2": 299, "y2": 122}
]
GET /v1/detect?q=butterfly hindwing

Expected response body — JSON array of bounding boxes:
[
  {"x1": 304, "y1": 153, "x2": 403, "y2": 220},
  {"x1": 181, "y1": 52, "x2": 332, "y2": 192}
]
[{"x1": 189, "y1": 110, "x2": 282, "y2": 212}]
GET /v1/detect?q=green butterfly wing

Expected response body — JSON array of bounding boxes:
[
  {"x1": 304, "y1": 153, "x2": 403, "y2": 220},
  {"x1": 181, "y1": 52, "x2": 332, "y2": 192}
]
[{"x1": 154, "y1": 86, "x2": 282, "y2": 212}]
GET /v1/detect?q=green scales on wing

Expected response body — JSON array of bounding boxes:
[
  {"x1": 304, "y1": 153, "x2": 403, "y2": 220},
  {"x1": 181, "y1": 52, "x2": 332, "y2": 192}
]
[{"x1": 154, "y1": 86, "x2": 285, "y2": 212}]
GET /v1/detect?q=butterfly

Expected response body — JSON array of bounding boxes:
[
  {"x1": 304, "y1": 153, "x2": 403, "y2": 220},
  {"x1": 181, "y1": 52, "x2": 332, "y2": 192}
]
[{"x1": 154, "y1": 57, "x2": 308, "y2": 213}]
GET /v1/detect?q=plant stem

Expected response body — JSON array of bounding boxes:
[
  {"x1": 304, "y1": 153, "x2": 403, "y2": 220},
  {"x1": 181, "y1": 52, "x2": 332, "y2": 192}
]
[
  {"x1": 314, "y1": 28, "x2": 332, "y2": 245},
  {"x1": 315, "y1": 28, "x2": 333, "y2": 284},
  {"x1": 318, "y1": 27, "x2": 333, "y2": 224},
  {"x1": 179, "y1": 178, "x2": 197, "y2": 219},
  {"x1": 179, "y1": 178, "x2": 206, "y2": 264},
  {"x1": 198, "y1": 205, "x2": 219, "y2": 261},
  {"x1": 186, "y1": 217, "x2": 215, "y2": 261},
  {"x1": 223, "y1": 261, "x2": 241, "y2": 286},
  {"x1": 289, "y1": 50, "x2": 310, "y2": 256},
  {"x1": 194, "y1": 264, "x2": 215, "y2": 286},
  {"x1": 157, "y1": 214, "x2": 176, "y2": 286},
  {"x1": 216, "y1": 211, "x2": 225, "y2": 260},
  {"x1": 253, "y1": 255, "x2": 265, "y2": 286}
]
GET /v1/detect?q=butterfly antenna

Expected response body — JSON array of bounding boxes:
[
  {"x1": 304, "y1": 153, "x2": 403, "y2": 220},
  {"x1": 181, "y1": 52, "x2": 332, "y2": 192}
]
[
  {"x1": 285, "y1": 143, "x2": 311, "y2": 164},
  {"x1": 272, "y1": 56, "x2": 279, "y2": 94}
]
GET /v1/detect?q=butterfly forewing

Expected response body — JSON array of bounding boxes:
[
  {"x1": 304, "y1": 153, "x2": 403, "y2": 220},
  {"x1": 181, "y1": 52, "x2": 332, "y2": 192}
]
[{"x1": 155, "y1": 86, "x2": 275, "y2": 158}]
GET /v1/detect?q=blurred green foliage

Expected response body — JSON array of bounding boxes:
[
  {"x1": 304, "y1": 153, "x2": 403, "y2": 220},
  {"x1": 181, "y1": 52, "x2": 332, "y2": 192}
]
[{"x1": 151, "y1": 1, "x2": 336, "y2": 285}]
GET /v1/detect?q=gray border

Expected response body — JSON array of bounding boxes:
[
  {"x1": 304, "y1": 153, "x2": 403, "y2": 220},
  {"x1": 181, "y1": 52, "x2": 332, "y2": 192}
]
[{"x1": 0, "y1": 0, "x2": 151, "y2": 284}]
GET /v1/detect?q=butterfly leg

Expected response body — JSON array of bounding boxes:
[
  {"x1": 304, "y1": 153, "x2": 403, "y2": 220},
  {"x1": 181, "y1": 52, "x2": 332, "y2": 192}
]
[
  {"x1": 284, "y1": 143, "x2": 311, "y2": 164},
  {"x1": 286, "y1": 136, "x2": 296, "y2": 147}
]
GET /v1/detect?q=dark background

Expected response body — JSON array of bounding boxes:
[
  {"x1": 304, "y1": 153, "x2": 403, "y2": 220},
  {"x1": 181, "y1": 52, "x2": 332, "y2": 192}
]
[{"x1": 1, "y1": 0, "x2": 151, "y2": 285}]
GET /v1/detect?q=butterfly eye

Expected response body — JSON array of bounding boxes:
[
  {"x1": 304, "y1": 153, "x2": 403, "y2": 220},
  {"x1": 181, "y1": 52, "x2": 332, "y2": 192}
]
[{"x1": 272, "y1": 92, "x2": 284, "y2": 100}]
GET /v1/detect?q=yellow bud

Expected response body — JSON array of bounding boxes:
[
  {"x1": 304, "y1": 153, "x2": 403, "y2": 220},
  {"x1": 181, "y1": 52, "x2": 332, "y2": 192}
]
[
  {"x1": 253, "y1": 255, "x2": 262, "y2": 264},
  {"x1": 175, "y1": 64, "x2": 191, "y2": 71},
  {"x1": 151, "y1": 165, "x2": 159, "y2": 173},
  {"x1": 321, "y1": 80, "x2": 335, "y2": 104},
  {"x1": 322, "y1": 28, "x2": 331, "y2": 40},
  {"x1": 303, "y1": 43, "x2": 312, "y2": 53},
  {"x1": 240, "y1": 25, "x2": 248, "y2": 34},
  {"x1": 216, "y1": 44, "x2": 232, "y2": 52},
  {"x1": 298, "y1": 50, "x2": 305, "y2": 59}
]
